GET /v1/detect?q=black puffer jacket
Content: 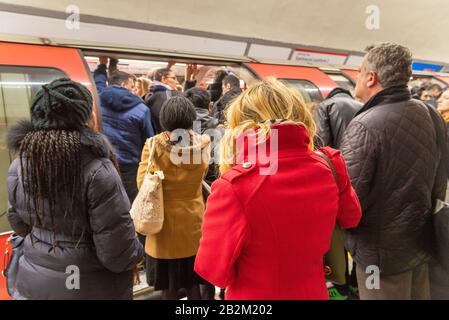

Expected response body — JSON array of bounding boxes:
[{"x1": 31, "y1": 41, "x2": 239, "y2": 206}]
[
  {"x1": 211, "y1": 87, "x2": 242, "y2": 124},
  {"x1": 340, "y1": 86, "x2": 447, "y2": 275},
  {"x1": 314, "y1": 88, "x2": 363, "y2": 148},
  {"x1": 6, "y1": 121, "x2": 144, "y2": 300}
]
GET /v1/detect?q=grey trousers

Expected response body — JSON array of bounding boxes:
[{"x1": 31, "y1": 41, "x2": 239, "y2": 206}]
[
  {"x1": 356, "y1": 263, "x2": 430, "y2": 300},
  {"x1": 429, "y1": 260, "x2": 449, "y2": 300}
]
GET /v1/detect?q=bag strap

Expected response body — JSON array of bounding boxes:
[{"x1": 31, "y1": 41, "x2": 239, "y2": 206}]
[
  {"x1": 146, "y1": 137, "x2": 157, "y2": 173},
  {"x1": 315, "y1": 150, "x2": 338, "y2": 185},
  {"x1": 423, "y1": 102, "x2": 449, "y2": 205},
  {"x1": 202, "y1": 180, "x2": 212, "y2": 195}
]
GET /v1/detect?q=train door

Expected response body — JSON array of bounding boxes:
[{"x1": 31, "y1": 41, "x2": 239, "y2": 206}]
[
  {"x1": 243, "y1": 63, "x2": 338, "y2": 101},
  {"x1": 436, "y1": 75, "x2": 449, "y2": 86},
  {"x1": 321, "y1": 70, "x2": 356, "y2": 96},
  {"x1": 341, "y1": 69, "x2": 359, "y2": 83}
]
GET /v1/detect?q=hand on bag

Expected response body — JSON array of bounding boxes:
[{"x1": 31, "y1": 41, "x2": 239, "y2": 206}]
[{"x1": 133, "y1": 264, "x2": 141, "y2": 285}]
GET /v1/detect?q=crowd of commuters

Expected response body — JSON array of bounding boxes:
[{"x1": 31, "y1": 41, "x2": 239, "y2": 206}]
[{"x1": 5, "y1": 42, "x2": 449, "y2": 300}]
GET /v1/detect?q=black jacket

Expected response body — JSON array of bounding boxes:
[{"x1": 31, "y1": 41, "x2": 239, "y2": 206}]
[
  {"x1": 340, "y1": 86, "x2": 447, "y2": 275},
  {"x1": 195, "y1": 108, "x2": 223, "y2": 184},
  {"x1": 183, "y1": 81, "x2": 223, "y2": 103},
  {"x1": 211, "y1": 87, "x2": 242, "y2": 124},
  {"x1": 195, "y1": 108, "x2": 219, "y2": 134},
  {"x1": 314, "y1": 88, "x2": 363, "y2": 148},
  {"x1": 6, "y1": 121, "x2": 144, "y2": 299},
  {"x1": 144, "y1": 84, "x2": 180, "y2": 134}
]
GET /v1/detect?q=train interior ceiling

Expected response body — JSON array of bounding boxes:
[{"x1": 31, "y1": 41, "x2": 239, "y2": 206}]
[
  {"x1": 82, "y1": 52, "x2": 360, "y2": 105},
  {"x1": 83, "y1": 53, "x2": 255, "y2": 92},
  {"x1": 82, "y1": 52, "x2": 449, "y2": 105}
]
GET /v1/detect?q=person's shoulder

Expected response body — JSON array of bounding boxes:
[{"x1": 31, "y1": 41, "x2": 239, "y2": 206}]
[
  {"x1": 132, "y1": 101, "x2": 150, "y2": 116},
  {"x1": 316, "y1": 146, "x2": 341, "y2": 159},
  {"x1": 8, "y1": 158, "x2": 20, "y2": 177},
  {"x1": 220, "y1": 162, "x2": 258, "y2": 184},
  {"x1": 84, "y1": 157, "x2": 118, "y2": 185}
]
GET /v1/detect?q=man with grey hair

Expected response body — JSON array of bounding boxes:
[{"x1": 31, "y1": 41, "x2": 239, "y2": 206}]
[{"x1": 340, "y1": 42, "x2": 447, "y2": 299}]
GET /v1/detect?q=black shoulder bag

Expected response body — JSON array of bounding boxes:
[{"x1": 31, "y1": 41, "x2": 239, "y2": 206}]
[{"x1": 426, "y1": 104, "x2": 449, "y2": 272}]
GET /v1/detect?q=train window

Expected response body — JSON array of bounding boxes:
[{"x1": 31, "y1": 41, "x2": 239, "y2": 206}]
[
  {"x1": 281, "y1": 79, "x2": 323, "y2": 103},
  {"x1": 325, "y1": 73, "x2": 355, "y2": 96},
  {"x1": 0, "y1": 66, "x2": 66, "y2": 233}
]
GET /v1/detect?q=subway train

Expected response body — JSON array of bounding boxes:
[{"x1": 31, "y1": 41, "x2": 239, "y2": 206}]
[{"x1": 1, "y1": 40, "x2": 448, "y2": 299}]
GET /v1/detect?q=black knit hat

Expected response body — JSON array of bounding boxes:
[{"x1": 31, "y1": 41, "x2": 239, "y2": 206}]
[{"x1": 31, "y1": 77, "x2": 93, "y2": 130}]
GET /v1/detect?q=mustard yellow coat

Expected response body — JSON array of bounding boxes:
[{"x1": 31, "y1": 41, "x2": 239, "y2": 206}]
[{"x1": 137, "y1": 131, "x2": 211, "y2": 259}]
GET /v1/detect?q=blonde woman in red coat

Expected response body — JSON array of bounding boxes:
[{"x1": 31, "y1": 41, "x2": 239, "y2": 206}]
[{"x1": 194, "y1": 78, "x2": 361, "y2": 300}]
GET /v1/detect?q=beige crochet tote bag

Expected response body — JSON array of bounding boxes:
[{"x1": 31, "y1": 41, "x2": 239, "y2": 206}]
[{"x1": 130, "y1": 137, "x2": 165, "y2": 235}]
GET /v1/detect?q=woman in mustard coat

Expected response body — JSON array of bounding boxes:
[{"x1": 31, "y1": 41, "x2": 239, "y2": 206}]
[{"x1": 137, "y1": 96, "x2": 210, "y2": 300}]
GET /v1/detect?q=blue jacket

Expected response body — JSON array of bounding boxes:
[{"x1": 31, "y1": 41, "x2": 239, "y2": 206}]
[{"x1": 94, "y1": 66, "x2": 154, "y2": 165}]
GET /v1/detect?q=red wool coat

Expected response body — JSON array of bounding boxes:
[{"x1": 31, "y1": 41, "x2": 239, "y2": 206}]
[{"x1": 194, "y1": 124, "x2": 361, "y2": 300}]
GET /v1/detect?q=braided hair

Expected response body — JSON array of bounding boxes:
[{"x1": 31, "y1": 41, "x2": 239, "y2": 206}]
[{"x1": 19, "y1": 78, "x2": 93, "y2": 234}]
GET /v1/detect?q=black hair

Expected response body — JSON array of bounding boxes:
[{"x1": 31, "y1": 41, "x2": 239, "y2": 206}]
[
  {"x1": 160, "y1": 96, "x2": 197, "y2": 131},
  {"x1": 184, "y1": 87, "x2": 211, "y2": 110},
  {"x1": 108, "y1": 71, "x2": 130, "y2": 85},
  {"x1": 214, "y1": 70, "x2": 228, "y2": 83},
  {"x1": 153, "y1": 68, "x2": 174, "y2": 82},
  {"x1": 222, "y1": 74, "x2": 240, "y2": 89}
]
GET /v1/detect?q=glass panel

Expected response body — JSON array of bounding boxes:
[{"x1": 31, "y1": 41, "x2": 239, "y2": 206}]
[
  {"x1": 326, "y1": 73, "x2": 355, "y2": 96},
  {"x1": 281, "y1": 79, "x2": 323, "y2": 104},
  {"x1": 0, "y1": 66, "x2": 66, "y2": 233}
]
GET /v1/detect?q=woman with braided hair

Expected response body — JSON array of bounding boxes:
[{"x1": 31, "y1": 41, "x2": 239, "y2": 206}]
[{"x1": 6, "y1": 78, "x2": 144, "y2": 300}]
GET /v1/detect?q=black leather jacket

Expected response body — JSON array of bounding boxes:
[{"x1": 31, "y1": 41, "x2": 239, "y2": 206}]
[{"x1": 314, "y1": 88, "x2": 362, "y2": 149}]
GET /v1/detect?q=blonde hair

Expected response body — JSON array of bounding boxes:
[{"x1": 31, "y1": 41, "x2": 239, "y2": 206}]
[
  {"x1": 136, "y1": 77, "x2": 151, "y2": 96},
  {"x1": 219, "y1": 78, "x2": 316, "y2": 174}
]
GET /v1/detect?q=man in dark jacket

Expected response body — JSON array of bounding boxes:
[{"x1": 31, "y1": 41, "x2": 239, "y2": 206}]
[
  {"x1": 184, "y1": 87, "x2": 223, "y2": 300},
  {"x1": 184, "y1": 87, "x2": 218, "y2": 134},
  {"x1": 314, "y1": 87, "x2": 363, "y2": 149},
  {"x1": 184, "y1": 87, "x2": 223, "y2": 181},
  {"x1": 94, "y1": 61, "x2": 154, "y2": 203},
  {"x1": 144, "y1": 68, "x2": 180, "y2": 134},
  {"x1": 314, "y1": 87, "x2": 362, "y2": 300},
  {"x1": 340, "y1": 42, "x2": 448, "y2": 299},
  {"x1": 211, "y1": 74, "x2": 242, "y2": 124}
]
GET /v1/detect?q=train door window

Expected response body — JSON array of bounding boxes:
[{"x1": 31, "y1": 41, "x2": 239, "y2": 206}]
[
  {"x1": 0, "y1": 66, "x2": 66, "y2": 233},
  {"x1": 325, "y1": 73, "x2": 355, "y2": 96},
  {"x1": 281, "y1": 79, "x2": 323, "y2": 103}
]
